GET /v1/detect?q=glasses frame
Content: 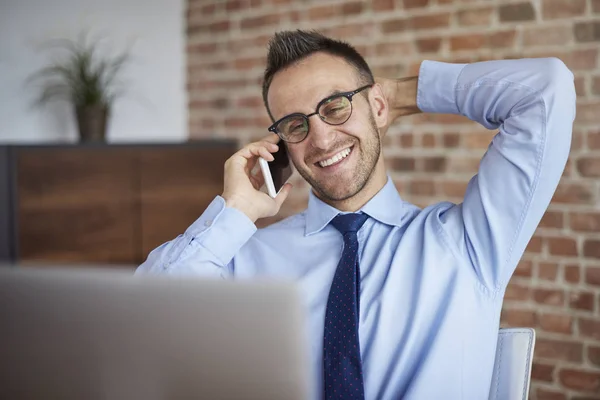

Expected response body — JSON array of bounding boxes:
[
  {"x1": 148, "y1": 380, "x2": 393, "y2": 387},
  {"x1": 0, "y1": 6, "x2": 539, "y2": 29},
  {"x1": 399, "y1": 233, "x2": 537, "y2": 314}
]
[{"x1": 267, "y1": 84, "x2": 373, "y2": 144}]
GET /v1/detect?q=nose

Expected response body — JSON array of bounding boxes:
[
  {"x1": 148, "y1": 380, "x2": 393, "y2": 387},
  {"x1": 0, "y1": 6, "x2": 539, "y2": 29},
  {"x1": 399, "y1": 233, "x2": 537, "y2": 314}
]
[{"x1": 308, "y1": 115, "x2": 337, "y2": 150}]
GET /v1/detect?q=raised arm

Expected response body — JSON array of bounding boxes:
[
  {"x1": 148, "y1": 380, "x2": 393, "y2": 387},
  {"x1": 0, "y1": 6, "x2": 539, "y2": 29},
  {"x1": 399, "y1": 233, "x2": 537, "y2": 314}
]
[{"x1": 387, "y1": 58, "x2": 576, "y2": 291}]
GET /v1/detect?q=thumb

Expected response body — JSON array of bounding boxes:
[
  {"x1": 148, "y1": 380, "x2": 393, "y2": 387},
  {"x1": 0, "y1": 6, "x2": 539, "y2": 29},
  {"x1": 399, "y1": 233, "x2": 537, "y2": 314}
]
[{"x1": 274, "y1": 182, "x2": 293, "y2": 208}]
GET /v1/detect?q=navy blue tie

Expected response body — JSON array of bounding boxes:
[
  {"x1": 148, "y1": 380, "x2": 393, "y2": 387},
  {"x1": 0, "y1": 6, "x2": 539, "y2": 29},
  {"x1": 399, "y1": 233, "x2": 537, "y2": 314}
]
[{"x1": 323, "y1": 212, "x2": 369, "y2": 400}]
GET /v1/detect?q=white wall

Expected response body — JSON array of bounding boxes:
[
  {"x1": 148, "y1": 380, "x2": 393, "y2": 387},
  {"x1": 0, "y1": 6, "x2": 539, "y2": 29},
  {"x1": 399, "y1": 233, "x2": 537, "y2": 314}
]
[{"x1": 0, "y1": 0, "x2": 187, "y2": 143}]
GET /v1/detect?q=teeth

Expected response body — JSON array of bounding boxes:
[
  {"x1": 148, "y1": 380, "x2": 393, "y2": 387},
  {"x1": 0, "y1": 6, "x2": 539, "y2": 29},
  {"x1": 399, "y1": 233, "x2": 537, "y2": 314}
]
[{"x1": 319, "y1": 148, "x2": 351, "y2": 167}]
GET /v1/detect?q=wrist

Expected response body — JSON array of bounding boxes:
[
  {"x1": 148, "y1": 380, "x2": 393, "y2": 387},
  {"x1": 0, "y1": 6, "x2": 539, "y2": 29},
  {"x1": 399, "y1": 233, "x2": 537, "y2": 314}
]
[{"x1": 223, "y1": 195, "x2": 259, "y2": 223}]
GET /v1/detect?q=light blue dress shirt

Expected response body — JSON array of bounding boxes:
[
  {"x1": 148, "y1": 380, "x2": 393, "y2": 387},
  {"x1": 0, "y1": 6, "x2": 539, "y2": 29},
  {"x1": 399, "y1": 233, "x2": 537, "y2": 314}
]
[{"x1": 137, "y1": 58, "x2": 575, "y2": 399}]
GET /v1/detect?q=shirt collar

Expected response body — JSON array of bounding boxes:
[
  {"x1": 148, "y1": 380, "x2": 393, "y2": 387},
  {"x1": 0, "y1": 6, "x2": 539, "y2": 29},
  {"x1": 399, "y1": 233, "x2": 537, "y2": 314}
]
[{"x1": 304, "y1": 176, "x2": 409, "y2": 236}]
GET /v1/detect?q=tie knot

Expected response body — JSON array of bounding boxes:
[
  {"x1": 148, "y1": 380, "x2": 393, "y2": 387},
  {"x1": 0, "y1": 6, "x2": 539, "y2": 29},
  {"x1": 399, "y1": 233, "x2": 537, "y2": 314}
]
[{"x1": 330, "y1": 213, "x2": 369, "y2": 235}]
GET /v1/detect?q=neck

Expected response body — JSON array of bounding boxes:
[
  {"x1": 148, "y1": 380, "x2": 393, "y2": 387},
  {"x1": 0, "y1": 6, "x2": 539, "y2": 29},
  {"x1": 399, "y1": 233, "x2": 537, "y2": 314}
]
[{"x1": 314, "y1": 161, "x2": 388, "y2": 212}]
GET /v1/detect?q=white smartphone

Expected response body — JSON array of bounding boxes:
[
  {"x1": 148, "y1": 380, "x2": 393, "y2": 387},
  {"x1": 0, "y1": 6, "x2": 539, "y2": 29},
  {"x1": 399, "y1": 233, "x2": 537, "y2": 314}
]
[{"x1": 259, "y1": 142, "x2": 293, "y2": 198}]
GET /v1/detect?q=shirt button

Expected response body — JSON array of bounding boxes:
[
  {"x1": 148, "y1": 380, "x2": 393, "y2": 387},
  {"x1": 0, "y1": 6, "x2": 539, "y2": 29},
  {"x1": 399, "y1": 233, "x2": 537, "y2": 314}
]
[{"x1": 204, "y1": 219, "x2": 212, "y2": 227}]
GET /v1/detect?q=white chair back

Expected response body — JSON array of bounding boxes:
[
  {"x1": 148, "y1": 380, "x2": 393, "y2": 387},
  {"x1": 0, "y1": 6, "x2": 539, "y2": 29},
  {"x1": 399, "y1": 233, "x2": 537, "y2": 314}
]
[{"x1": 488, "y1": 328, "x2": 536, "y2": 400}]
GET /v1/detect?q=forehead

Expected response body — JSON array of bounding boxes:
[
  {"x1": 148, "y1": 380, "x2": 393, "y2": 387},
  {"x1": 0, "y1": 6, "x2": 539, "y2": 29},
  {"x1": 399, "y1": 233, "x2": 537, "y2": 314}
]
[{"x1": 267, "y1": 52, "x2": 359, "y2": 120}]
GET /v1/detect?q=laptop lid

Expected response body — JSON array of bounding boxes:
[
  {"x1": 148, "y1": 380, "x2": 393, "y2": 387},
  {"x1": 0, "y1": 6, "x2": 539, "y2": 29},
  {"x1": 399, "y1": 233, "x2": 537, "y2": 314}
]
[{"x1": 0, "y1": 267, "x2": 310, "y2": 400}]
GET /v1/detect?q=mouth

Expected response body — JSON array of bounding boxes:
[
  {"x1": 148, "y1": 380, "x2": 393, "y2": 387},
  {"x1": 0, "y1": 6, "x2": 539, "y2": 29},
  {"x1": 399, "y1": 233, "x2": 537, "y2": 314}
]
[{"x1": 316, "y1": 147, "x2": 353, "y2": 168}]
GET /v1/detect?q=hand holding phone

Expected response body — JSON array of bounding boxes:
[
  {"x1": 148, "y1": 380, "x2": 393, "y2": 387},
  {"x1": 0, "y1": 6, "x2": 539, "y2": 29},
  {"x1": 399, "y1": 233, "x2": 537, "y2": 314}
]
[
  {"x1": 259, "y1": 142, "x2": 293, "y2": 198},
  {"x1": 221, "y1": 134, "x2": 293, "y2": 223}
]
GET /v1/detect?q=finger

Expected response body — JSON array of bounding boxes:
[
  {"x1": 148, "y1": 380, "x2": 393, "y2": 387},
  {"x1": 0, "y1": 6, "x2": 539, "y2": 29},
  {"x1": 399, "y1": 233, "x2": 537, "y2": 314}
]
[
  {"x1": 252, "y1": 168, "x2": 265, "y2": 188},
  {"x1": 249, "y1": 175, "x2": 261, "y2": 190},
  {"x1": 261, "y1": 133, "x2": 281, "y2": 144},
  {"x1": 274, "y1": 182, "x2": 293, "y2": 207}
]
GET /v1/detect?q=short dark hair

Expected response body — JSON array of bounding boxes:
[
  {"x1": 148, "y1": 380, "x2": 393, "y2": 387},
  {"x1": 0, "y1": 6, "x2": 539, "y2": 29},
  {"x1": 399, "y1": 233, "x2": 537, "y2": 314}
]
[{"x1": 262, "y1": 30, "x2": 374, "y2": 120}]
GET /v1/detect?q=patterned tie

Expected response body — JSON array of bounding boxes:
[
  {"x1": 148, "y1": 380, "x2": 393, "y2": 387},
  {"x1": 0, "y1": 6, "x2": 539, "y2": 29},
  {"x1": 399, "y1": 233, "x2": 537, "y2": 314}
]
[{"x1": 323, "y1": 212, "x2": 369, "y2": 400}]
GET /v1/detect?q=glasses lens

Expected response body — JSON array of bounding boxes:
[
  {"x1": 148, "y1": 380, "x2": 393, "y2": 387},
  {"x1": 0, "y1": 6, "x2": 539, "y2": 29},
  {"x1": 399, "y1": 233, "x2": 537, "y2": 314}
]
[
  {"x1": 319, "y1": 96, "x2": 351, "y2": 125},
  {"x1": 277, "y1": 115, "x2": 309, "y2": 142}
]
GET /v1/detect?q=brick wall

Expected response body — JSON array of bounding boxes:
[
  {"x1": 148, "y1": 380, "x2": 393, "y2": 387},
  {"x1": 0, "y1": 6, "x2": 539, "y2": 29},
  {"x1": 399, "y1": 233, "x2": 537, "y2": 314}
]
[{"x1": 186, "y1": 0, "x2": 600, "y2": 398}]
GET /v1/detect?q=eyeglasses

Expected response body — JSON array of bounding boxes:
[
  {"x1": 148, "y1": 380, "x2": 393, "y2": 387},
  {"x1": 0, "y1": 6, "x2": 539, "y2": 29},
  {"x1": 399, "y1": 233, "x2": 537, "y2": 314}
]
[{"x1": 268, "y1": 85, "x2": 372, "y2": 144}]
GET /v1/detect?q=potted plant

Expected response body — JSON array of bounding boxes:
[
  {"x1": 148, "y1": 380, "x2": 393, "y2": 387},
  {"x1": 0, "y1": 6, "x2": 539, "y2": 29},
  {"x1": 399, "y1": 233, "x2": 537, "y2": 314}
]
[{"x1": 29, "y1": 34, "x2": 128, "y2": 142}]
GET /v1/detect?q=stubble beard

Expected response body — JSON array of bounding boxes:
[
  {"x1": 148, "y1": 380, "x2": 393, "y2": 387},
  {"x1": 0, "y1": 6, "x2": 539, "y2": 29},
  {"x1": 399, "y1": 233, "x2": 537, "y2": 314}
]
[{"x1": 294, "y1": 113, "x2": 381, "y2": 202}]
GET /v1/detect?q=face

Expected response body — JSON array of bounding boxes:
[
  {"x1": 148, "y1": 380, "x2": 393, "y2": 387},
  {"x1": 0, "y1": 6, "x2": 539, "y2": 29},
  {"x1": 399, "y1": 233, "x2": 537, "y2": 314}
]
[{"x1": 267, "y1": 53, "x2": 389, "y2": 203}]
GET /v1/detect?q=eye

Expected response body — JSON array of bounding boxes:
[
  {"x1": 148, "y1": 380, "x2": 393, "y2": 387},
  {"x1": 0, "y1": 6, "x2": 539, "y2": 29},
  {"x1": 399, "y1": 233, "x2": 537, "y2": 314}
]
[{"x1": 321, "y1": 96, "x2": 350, "y2": 120}]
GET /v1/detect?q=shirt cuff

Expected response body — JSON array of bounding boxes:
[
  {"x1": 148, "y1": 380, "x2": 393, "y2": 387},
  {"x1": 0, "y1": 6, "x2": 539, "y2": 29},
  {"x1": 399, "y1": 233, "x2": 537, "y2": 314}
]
[
  {"x1": 416, "y1": 60, "x2": 467, "y2": 115},
  {"x1": 186, "y1": 196, "x2": 257, "y2": 265}
]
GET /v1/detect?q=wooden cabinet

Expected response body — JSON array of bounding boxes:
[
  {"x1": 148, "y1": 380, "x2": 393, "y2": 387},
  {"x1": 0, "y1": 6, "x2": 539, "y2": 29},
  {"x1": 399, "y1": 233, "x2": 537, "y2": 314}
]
[{"x1": 0, "y1": 142, "x2": 236, "y2": 267}]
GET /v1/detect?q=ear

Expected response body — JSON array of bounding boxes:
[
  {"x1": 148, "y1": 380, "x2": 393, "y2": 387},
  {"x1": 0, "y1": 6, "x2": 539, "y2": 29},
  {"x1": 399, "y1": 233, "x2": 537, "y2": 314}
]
[{"x1": 368, "y1": 83, "x2": 389, "y2": 132}]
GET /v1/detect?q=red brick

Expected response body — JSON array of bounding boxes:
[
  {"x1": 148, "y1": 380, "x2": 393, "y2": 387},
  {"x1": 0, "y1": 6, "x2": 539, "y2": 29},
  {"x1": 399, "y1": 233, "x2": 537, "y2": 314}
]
[
  {"x1": 570, "y1": 212, "x2": 600, "y2": 232},
  {"x1": 515, "y1": 259, "x2": 534, "y2": 277},
  {"x1": 455, "y1": 7, "x2": 493, "y2": 27},
  {"x1": 504, "y1": 282, "x2": 531, "y2": 302},
  {"x1": 240, "y1": 14, "x2": 280, "y2": 30},
  {"x1": 373, "y1": 0, "x2": 395, "y2": 11},
  {"x1": 589, "y1": 130, "x2": 600, "y2": 149},
  {"x1": 409, "y1": 179, "x2": 436, "y2": 196},
  {"x1": 547, "y1": 237, "x2": 578, "y2": 257},
  {"x1": 416, "y1": 38, "x2": 441, "y2": 53},
  {"x1": 422, "y1": 156, "x2": 447, "y2": 172},
  {"x1": 536, "y1": 389, "x2": 566, "y2": 400},
  {"x1": 375, "y1": 41, "x2": 412, "y2": 57},
  {"x1": 403, "y1": 0, "x2": 429, "y2": 8},
  {"x1": 489, "y1": 30, "x2": 517, "y2": 48},
  {"x1": 539, "y1": 211, "x2": 564, "y2": 229},
  {"x1": 594, "y1": 0, "x2": 600, "y2": 13},
  {"x1": 523, "y1": 25, "x2": 572, "y2": 47},
  {"x1": 442, "y1": 181, "x2": 468, "y2": 198},
  {"x1": 450, "y1": 34, "x2": 487, "y2": 51},
  {"x1": 574, "y1": 75, "x2": 586, "y2": 97},
  {"x1": 533, "y1": 288, "x2": 565, "y2": 306},
  {"x1": 552, "y1": 182, "x2": 595, "y2": 205},
  {"x1": 442, "y1": 133, "x2": 460, "y2": 148},
  {"x1": 577, "y1": 157, "x2": 600, "y2": 177},
  {"x1": 389, "y1": 157, "x2": 416, "y2": 171},
  {"x1": 589, "y1": 346, "x2": 600, "y2": 367},
  {"x1": 574, "y1": 21, "x2": 600, "y2": 43},
  {"x1": 538, "y1": 262, "x2": 559, "y2": 281},
  {"x1": 342, "y1": 1, "x2": 364, "y2": 16},
  {"x1": 586, "y1": 267, "x2": 600, "y2": 286},
  {"x1": 501, "y1": 309, "x2": 537, "y2": 327},
  {"x1": 584, "y1": 240, "x2": 600, "y2": 260},
  {"x1": 499, "y1": 2, "x2": 535, "y2": 22},
  {"x1": 536, "y1": 338, "x2": 583, "y2": 362},
  {"x1": 410, "y1": 13, "x2": 451, "y2": 30},
  {"x1": 579, "y1": 318, "x2": 600, "y2": 340},
  {"x1": 568, "y1": 50, "x2": 599, "y2": 71},
  {"x1": 569, "y1": 291, "x2": 595, "y2": 311},
  {"x1": 542, "y1": 0, "x2": 587, "y2": 20},
  {"x1": 421, "y1": 133, "x2": 436, "y2": 148},
  {"x1": 539, "y1": 313, "x2": 573, "y2": 334},
  {"x1": 225, "y1": 0, "x2": 244, "y2": 11},
  {"x1": 593, "y1": 76, "x2": 600, "y2": 95},
  {"x1": 398, "y1": 133, "x2": 414, "y2": 148},
  {"x1": 564, "y1": 264, "x2": 581, "y2": 283},
  {"x1": 559, "y1": 368, "x2": 600, "y2": 392},
  {"x1": 187, "y1": 20, "x2": 230, "y2": 35},
  {"x1": 531, "y1": 362, "x2": 555, "y2": 382},
  {"x1": 381, "y1": 18, "x2": 407, "y2": 34},
  {"x1": 526, "y1": 236, "x2": 543, "y2": 254}
]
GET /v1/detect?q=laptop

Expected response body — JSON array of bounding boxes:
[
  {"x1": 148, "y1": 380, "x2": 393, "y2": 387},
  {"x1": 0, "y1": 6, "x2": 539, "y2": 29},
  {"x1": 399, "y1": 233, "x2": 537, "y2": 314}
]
[{"x1": 0, "y1": 266, "x2": 311, "y2": 400}]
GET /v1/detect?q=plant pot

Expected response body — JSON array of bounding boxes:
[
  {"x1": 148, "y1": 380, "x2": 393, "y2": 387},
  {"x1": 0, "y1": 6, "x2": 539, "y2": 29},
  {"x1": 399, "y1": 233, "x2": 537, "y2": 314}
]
[{"x1": 76, "y1": 105, "x2": 109, "y2": 142}]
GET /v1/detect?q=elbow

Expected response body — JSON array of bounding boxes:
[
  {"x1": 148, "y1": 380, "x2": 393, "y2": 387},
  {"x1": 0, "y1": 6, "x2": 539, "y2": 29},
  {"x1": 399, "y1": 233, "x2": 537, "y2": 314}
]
[
  {"x1": 543, "y1": 58, "x2": 576, "y2": 99},
  {"x1": 540, "y1": 58, "x2": 576, "y2": 121}
]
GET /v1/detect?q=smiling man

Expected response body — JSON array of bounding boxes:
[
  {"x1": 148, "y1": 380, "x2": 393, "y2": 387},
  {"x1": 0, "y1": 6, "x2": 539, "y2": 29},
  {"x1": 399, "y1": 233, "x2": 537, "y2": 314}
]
[{"x1": 137, "y1": 30, "x2": 575, "y2": 399}]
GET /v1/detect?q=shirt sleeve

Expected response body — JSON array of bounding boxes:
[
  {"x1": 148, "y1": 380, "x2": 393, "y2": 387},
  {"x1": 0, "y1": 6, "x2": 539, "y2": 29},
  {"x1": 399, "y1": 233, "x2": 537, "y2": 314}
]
[
  {"x1": 417, "y1": 58, "x2": 576, "y2": 291},
  {"x1": 135, "y1": 196, "x2": 257, "y2": 278}
]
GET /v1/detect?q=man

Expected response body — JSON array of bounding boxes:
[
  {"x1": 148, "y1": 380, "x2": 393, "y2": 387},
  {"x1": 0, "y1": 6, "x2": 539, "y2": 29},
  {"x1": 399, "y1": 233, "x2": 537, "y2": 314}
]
[{"x1": 137, "y1": 30, "x2": 575, "y2": 399}]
